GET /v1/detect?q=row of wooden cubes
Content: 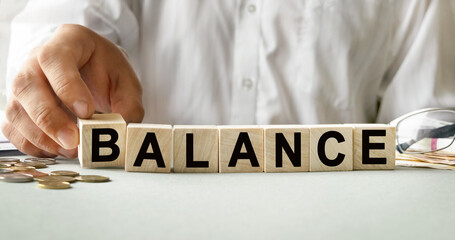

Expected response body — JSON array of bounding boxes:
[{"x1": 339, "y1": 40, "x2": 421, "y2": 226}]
[{"x1": 78, "y1": 114, "x2": 396, "y2": 173}]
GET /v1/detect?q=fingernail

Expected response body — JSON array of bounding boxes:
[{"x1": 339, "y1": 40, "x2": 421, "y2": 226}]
[
  {"x1": 58, "y1": 148, "x2": 77, "y2": 159},
  {"x1": 42, "y1": 150, "x2": 57, "y2": 158},
  {"x1": 73, "y1": 101, "x2": 88, "y2": 118},
  {"x1": 57, "y1": 128, "x2": 77, "y2": 149}
]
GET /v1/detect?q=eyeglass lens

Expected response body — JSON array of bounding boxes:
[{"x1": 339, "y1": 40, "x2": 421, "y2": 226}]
[{"x1": 396, "y1": 110, "x2": 455, "y2": 153}]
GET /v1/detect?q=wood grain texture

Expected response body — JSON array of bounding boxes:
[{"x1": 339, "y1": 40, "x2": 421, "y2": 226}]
[
  {"x1": 125, "y1": 124, "x2": 172, "y2": 173},
  {"x1": 173, "y1": 126, "x2": 219, "y2": 173},
  {"x1": 78, "y1": 113, "x2": 126, "y2": 168},
  {"x1": 353, "y1": 124, "x2": 396, "y2": 170},
  {"x1": 219, "y1": 126, "x2": 264, "y2": 173},
  {"x1": 264, "y1": 125, "x2": 310, "y2": 172},
  {"x1": 309, "y1": 125, "x2": 353, "y2": 172}
]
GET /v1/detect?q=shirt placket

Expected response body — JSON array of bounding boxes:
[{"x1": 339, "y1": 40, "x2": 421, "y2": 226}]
[{"x1": 230, "y1": 0, "x2": 262, "y2": 124}]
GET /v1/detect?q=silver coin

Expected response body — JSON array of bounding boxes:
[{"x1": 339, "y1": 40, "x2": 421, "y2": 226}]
[
  {"x1": 0, "y1": 173, "x2": 10, "y2": 179},
  {"x1": 25, "y1": 157, "x2": 55, "y2": 161},
  {"x1": 14, "y1": 161, "x2": 47, "y2": 169},
  {"x1": 0, "y1": 158, "x2": 20, "y2": 163},
  {"x1": 0, "y1": 173, "x2": 34, "y2": 183},
  {"x1": 25, "y1": 158, "x2": 57, "y2": 165},
  {"x1": 0, "y1": 163, "x2": 12, "y2": 168},
  {"x1": 0, "y1": 162, "x2": 18, "y2": 167},
  {"x1": 37, "y1": 160, "x2": 57, "y2": 165},
  {"x1": 0, "y1": 169, "x2": 13, "y2": 174}
]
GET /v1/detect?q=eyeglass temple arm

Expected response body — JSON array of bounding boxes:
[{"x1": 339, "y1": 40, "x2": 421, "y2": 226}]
[
  {"x1": 397, "y1": 123, "x2": 455, "y2": 153},
  {"x1": 397, "y1": 140, "x2": 416, "y2": 153}
]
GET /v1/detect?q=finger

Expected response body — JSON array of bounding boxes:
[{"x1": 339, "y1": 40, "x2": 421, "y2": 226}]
[
  {"x1": 12, "y1": 55, "x2": 80, "y2": 149},
  {"x1": 111, "y1": 94, "x2": 144, "y2": 123},
  {"x1": 1, "y1": 121, "x2": 56, "y2": 158},
  {"x1": 38, "y1": 24, "x2": 96, "y2": 119},
  {"x1": 5, "y1": 98, "x2": 77, "y2": 158},
  {"x1": 110, "y1": 73, "x2": 144, "y2": 123},
  {"x1": 106, "y1": 47, "x2": 144, "y2": 123}
]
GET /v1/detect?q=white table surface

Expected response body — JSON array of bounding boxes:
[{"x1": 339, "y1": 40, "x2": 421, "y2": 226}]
[{"x1": 1, "y1": 155, "x2": 455, "y2": 240}]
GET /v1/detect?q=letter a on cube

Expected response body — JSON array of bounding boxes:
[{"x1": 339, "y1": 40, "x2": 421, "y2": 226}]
[
  {"x1": 219, "y1": 126, "x2": 264, "y2": 173},
  {"x1": 125, "y1": 124, "x2": 172, "y2": 173},
  {"x1": 78, "y1": 113, "x2": 126, "y2": 168}
]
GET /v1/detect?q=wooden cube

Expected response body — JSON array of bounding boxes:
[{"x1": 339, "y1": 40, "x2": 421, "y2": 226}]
[
  {"x1": 309, "y1": 125, "x2": 353, "y2": 172},
  {"x1": 125, "y1": 124, "x2": 172, "y2": 173},
  {"x1": 78, "y1": 113, "x2": 126, "y2": 168},
  {"x1": 264, "y1": 125, "x2": 310, "y2": 172},
  {"x1": 219, "y1": 126, "x2": 264, "y2": 173},
  {"x1": 353, "y1": 124, "x2": 396, "y2": 170},
  {"x1": 173, "y1": 126, "x2": 219, "y2": 173}
]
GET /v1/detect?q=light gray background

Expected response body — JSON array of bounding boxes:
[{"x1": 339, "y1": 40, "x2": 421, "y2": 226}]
[
  {"x1": 1, "y1": 156, "x2": 455, "y2": 240},
  {"x1": 0, "y1": 0, "x2": 27, "y2": 111},
  {"x1": 1, "y1": 2, "x2": 454, "y2": 239},
  {"x1": 0, "y1": 0, "x2": 28, "y2": 142}
]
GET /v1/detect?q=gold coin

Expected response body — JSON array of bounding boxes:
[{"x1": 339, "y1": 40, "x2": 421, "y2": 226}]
[
  {"x1": 0, "y1": 158, "x2": 20, "y2": 163},
  {"x1": 38, "y1": 181, "x2": 71, "y2": 189},
  {"x1": 10, "y1": 166, "x2": 36, "y2": 171},
  {"x1": 50, "y1": 170, "x2": 79, "y2": 177},
  {"x1": 14, "y1": 162, "x2": 47, "y2": 169},
  {"x1": 37, "y1": 175, "x2": 76, "y2": 183},
  {"x1": 0, "y1": 173, "x2": 34, "y2": 183},
  {"x1": 75, "y1": 175, "x2": 110, "y2": 183}
]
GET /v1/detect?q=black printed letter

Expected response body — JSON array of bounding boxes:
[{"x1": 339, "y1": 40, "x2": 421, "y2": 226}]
[
  {"x1": 317, "y1": 131, "x2": 345, "y2": 167},
  {"x1": 134, "y1": 132, "x2": 166, "y2": 168},
  {"x1": 92, "y1": 128, "x2": 120, "y2": 162},
  {"x1": 228, "y1": 132, "x2": 260, "y2": 167},
  {"x1": 186, "y1": 133, "x2": 209, "y2": 168},
  {"x1": 275, "y1": 133, "x2": 301, "y2": 167},
  {"x1": 362, "y1": 129, "x2": 386, "y2": 164}
]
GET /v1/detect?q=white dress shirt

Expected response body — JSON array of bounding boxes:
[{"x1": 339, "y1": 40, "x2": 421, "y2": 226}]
[{"x1": 6, "y1": 0, "x2": 455, "y2": 125}]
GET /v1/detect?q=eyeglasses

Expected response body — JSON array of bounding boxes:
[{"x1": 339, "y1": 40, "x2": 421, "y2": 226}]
[{"x1": 390, "y1": 108, "x2": 455, "y2": 154}]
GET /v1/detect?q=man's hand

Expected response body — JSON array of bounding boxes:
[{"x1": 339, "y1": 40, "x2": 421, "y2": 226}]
[{"x1": 2, "y1": 24, "x2": 144, "y2": 158}]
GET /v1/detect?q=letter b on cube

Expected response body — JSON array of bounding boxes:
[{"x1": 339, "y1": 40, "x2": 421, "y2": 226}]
[{"x1": 78, "y1": 113, "x2": 126, "y2": 168}]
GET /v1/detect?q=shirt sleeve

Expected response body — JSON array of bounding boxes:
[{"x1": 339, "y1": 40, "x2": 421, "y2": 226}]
[
  {"x1": 5, "y1": 0, "x2": 139, "y2": 98},
  {"x1": 377, "y1": 0, "x2": 455, "y2": 123}
]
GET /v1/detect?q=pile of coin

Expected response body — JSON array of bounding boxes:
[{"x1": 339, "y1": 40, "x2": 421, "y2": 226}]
[{"x1": 0, "y1": 157, "x2": 110, "y2": 189}]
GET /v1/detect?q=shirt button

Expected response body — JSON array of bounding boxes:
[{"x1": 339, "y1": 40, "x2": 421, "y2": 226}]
[
  {"x1": 242, "y1": 78, "x2": 253, "y2": 90},
  {"x1": 247, "y1": 4, "x2": 256, "y2": 13}
]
